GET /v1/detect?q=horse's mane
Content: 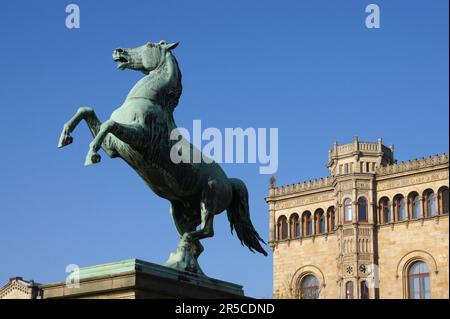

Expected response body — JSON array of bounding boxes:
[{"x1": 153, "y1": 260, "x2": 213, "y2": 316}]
[{"x1": 164, "y1": 54, "x2": 182, "y2": 113}]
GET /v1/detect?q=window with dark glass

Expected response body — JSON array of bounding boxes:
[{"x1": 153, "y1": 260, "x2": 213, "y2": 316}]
[
  {"x1": 327, "y1": 207, "x2": 335, "y2": 232},
  {"x1": 379, "y1": 198, "x2": 391, "y2": 223},
  {"x1": 409, "y1": 193, "x2": 421, "y2": 219},
  {"x1": 360, "y1": 281, "x2": 369, "y2": 299},
  {"x1": 394, "y1": 195, "x2": 407, "y2": 221},
  {"x1": 290, "y1": 214, "x2": 300, "y2": 238},
  {"x1": 425, "y1": 190, "x2": 437, "y2": 217},
  {"x1": 303, "y1": 212, "x2": 312, "y2": 236},
  {"x1": 358, "y1": 197, "x2": 368, "y2": 221},
  {"x1": 300, "y1": 275, "x2": 320, "y2": 299},
  {"x1": 408, "y1": 261, "x2": 430, "y2": 299},
  {"x1": 277, "y1": 216, "x2": 288, "y2": 240},
  {"x1": 315, "y1": 210, "x2": 325, "y2": 234},
  {"x1": 319, "y1": 213, "x2": 325, "y2": 234},
  {"x1": 307, "y1": 214, "x2": 312, "y2": 235},
  {"x1": 439, "y1": 187, "x2": 449, "y2": 214}
]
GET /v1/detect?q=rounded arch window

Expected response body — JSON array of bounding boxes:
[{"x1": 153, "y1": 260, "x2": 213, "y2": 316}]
[
  {"x1": 408, "y1": 261, "x2": 430, "y2": 299},
  {"x1": 345, "y1": 281, "x2": 354, "y2": 299},
  {"x1": 300, "y1": 275, "x2": 320, "y2": 299},
  {"x1": 408, "y1": 192, "x2": 421, "y2": 219},
  {"x1": 327, "y1": 206, "x2": 335, "y2": 232},
  {"x1": 438, "y1": 187, "x2": 449, "y2": 214},
  {"x1": 302, "y1": 212, "x2": 312, "y2": 236},
  {"x1": 290, "y1": 213, "x2": 300, "y2": 238},
  {"x1": 315, "y1": 209, "x2": 325, "y2": 234},
  {"x1": 360, "y1": 280, "x2": 369, "y2": 299},
  {"x1": 379, "y1": 197, "x2": 391, "y2": 224},
  {"x1": 424, "y1": 189, "x2": 437, "y2": 217},
  {"x1": 277, "y1": 215, "x2": 288, "y2": 240},
  {"x1": 344, "y1": 198, "x2": 352, "y2": 223},
  {"x1": 394, "y1": 195, "x2": 407, "y2": 221},
  {"x1": 357, "y1": 197, "x2": 368, "y2": 222}
]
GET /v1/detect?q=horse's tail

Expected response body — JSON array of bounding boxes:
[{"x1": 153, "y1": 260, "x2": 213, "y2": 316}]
[{"x1": 226, "y1": 178, "x2": 268, "y2": 256}]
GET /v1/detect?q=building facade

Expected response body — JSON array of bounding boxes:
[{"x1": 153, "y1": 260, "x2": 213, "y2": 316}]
[{"x1": 266, "y1": 137, "x2": 449, "y2": 299}]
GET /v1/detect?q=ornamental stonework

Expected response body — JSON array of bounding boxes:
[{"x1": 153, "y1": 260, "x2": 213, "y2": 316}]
[
  {"x1": 268, "y1": 138, "x2": 449, "y2": 299},
  {"x1": 275, "y1": 192, "x2": 334, "y2": 210},
  {"x1": 377, "y1": 170, "x2": 448, "y2": 191}
]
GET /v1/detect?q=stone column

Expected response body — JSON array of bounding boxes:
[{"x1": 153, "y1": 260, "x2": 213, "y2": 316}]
[
  {"x1": 391, "y1": 201, "x2": 395, "y2": 223},
  {"x1": 268, "y1": 201, "x2": 275, "y2": 243}
]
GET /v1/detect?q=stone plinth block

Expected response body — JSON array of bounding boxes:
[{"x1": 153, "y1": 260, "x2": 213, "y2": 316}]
[{"x1": 40, "y1": 259, "x2": 245, "y2": 299}]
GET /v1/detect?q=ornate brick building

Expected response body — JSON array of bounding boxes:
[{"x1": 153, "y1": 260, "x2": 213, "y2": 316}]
[{"x1": 266, "y1": 137, "x2": 449, "y2": 299}]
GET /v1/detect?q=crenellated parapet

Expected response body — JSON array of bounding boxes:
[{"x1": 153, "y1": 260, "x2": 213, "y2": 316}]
[
  {"x1": 269, "y1": 176, "x2": 334, "y2": 197},
  {"x1": 376, "y1": 153, "x2": 449, "y2": 176}
]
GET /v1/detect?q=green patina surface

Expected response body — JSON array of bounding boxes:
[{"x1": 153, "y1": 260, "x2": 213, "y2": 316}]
[
  {"x1": 74, "y1": 259, "x2": 243, "y2": 295},
  {"x1": 58, "y1": 40, "x2": 266, "y2": 275}
]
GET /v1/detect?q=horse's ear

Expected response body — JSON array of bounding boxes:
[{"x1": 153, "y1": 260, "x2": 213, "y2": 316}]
[{"x1": 166, "y1": 42, "x2": 179, "y2": 51}]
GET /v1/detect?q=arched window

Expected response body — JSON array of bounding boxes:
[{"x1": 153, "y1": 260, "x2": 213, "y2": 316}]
[
  {"x1": 360, "y1": 281, "x2": 369, "y2": 299},
  {"x1": 300, "y1": 275, "x2": 320, "y2": 299},
  {"x1": 358, "y1": 197, "x2": 368, "y2": 222},
  {"x1": 424, "y1": 190, "x2": 437, "y2": 217},
  {"x1": 290, "y1": 214, "x2": 300, "y2": 238},
  {"x1": 327, "y1": 206, "x2": 335, "y2": 232},
  {"x1": 408, "y1": 192, "x2": 421, "y2": 219},
  {"x1": 302, "y1": 212, "x2": 312, "y2": 236},
  {"x1": 277, "y1": 216, "x2": 288, "y2": 240},
  {"x1": 394, "y1": 195, "x2": 407, "y2": 221},
  {"x1": 315, "y1": 209, "x2": 325, "y2": 234},
  {"x1": 344, "y1": 198, "x2": 352, "y2": 223},
  {"x1": 408, "y1": 261, "x2": 431, "y2": 299},
  {"x1": 379, "y1": 197, "x2": 391, "y2": 224},
  {"x1": 345, "y1": 281, "x2": 354, "y2": 299},
  {"x1": 438, "y1": 187, "x2": 449, "y2": 215}
]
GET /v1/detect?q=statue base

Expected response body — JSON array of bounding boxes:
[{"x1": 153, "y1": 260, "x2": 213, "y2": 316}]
[
  {"x1": 164, "y1": 237, "x2": 205, "y2": 275},
  {"x1": 40, "y1": 259, "x2": 245, "y2": 299}
]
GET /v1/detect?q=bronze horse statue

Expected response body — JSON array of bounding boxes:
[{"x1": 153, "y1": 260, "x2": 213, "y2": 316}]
[{"x1": 58, "y1": 40, "x2": 267, "y2": 274}]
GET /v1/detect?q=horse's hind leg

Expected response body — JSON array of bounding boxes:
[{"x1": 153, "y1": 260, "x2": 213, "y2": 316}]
[
  {"x1": 58, "y1": 107, "x2": 101, "y2": 148},
  {"x1": 183, "y1": 185, "x2": 218, "y2": 243},
  {"x1": 170, "y1": 201, "x2": 204, "y2": 258}
]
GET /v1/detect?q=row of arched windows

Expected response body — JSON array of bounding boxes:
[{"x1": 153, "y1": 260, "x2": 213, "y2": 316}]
[
  {"x1": 343, "y1": 197, "x2": 369, "y2": 223},
  {"x1": 276, "y1": 207, "x2": 335, "y2": 240},
  {"x1": 298, "y1": 260, "x2": 430, "y2": 299},
  {"x1": 378, "y1": 187, "x2": 448, "y2": 224},
  {"x1": 276, "y1": 186, "x2": 449, "y2": 240}
]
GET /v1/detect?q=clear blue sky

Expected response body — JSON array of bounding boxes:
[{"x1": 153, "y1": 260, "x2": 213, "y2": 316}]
[{"x1": 0, "y1": 1, "x2": 448, "y2": 298}]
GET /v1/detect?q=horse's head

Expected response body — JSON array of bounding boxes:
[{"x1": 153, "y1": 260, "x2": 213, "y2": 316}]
[{"x1": 112, "y1": 40, "x2": 179, "y2": 74}]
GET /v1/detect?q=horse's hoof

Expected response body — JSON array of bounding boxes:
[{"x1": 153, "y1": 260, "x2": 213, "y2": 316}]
[
  {"x1": 58, "y1": 134, "x2": 73, "y2": 148},
  {"x1": 84, "y1": 153, "x2": 101, "y2": 166}
]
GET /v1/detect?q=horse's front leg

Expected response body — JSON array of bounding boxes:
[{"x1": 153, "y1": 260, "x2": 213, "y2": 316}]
[
  {"x1": 58, "y1": 107, "x2": 101, "y2": 148},
  {"x1": 85, "y1": 119, "x2": 145, "y2": 166}
]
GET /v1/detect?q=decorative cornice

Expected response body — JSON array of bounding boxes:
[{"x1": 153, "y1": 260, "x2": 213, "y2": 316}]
[{"x1": 376, "y1": 153, "x2": 448, "y2": 176}]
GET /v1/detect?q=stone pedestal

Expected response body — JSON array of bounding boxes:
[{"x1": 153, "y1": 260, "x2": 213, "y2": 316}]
[{"x1": 40, "y1": 259, "x2": 245, "y2": 299}]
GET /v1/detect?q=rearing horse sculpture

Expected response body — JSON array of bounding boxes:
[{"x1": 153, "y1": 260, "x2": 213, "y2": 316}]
[{"x1": 58, "y1": 40, "x2": 267, "y2": 274}]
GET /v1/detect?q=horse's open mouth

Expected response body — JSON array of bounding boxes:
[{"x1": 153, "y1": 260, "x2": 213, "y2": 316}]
[{"x1": 113, "y1": 56, "x2": 129, "y2": 70}]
